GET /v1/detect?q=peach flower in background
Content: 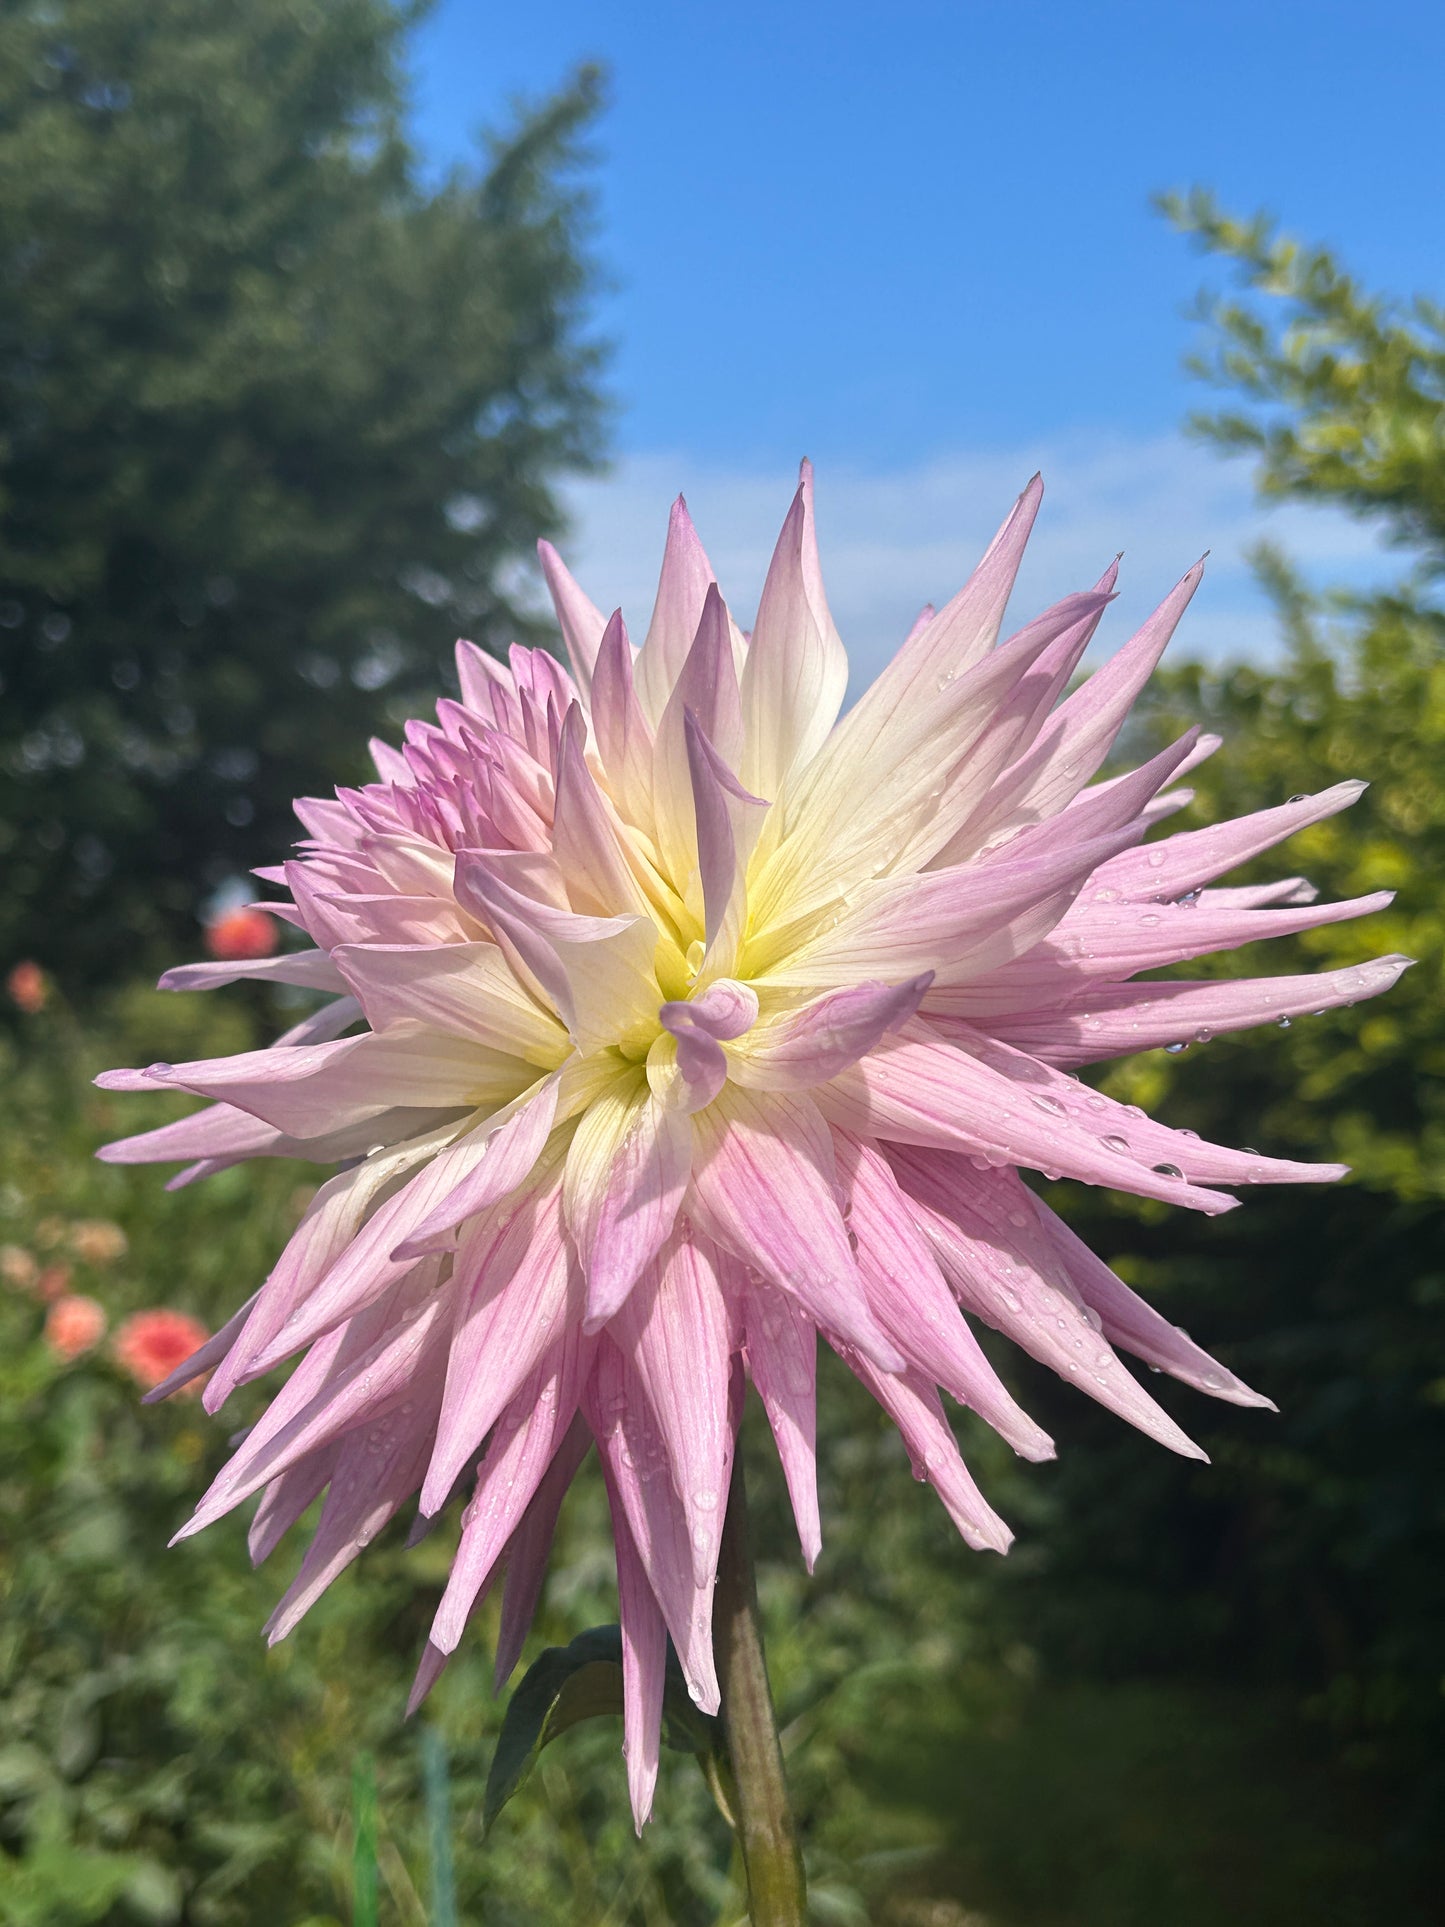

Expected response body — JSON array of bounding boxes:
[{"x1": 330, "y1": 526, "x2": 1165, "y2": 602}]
[
  {"x1": 45, "y1": 1295, "x2": 108, "y2": 1361},
  {"x1": 69, "y1": 1219, "x2": 130, "y2": 1267},
  {"x1": 0, "y1": 1245, "x2": 40, "y2": 1293}
]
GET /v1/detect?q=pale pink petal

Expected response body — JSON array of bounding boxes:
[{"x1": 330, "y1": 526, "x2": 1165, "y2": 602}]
[
  {"x1": 984, "y1": 954, "x2": 1414, "y2": 1067},
  {"x1": 837, "y1": 1344, "x2": 1014, "y2": 1553},
  {"x1": 632, "y1": 495, "x2": 721, "y2": 726},
  {"x1": 732, "y1": 976, "x2": 931, "y2": 1091},
  {"x1": 494, "y1": 1413, "x2": 593, "y2": 1687},
  {"x1": 739, "y1": 468, "x2": 849, "y2": 796},
  {"x1": 1091, "y1": 780, "x2": 1369, "y2": 902},
  {"x1": 159, "y1": 950, "x2": 345, "y2": 993},
  {"x1": 564, "y1": 1081, "x2": 692, "y2": 1330},
  {"x1": 733, "y1": 1267, "x2": 821, "y2": 1569},
  {"x1": 611, "y1": 1233, "x2": 737, "y2": 1583},
  {"x1": 891, "y1": 1146, "x2": 1238, "y2": 1442},
  {"x1": 429, "y1": 1329, "x2": 589, "y2": 1652},
  {"x1": 551, "y1": 703, "x2": 650, "y2": 917},
  {"x1": 834, "y1": 1132, "x2": 1054, "y2": 1460},
  {"x1": 817, "y1": 1024, "x2": 1239, "y2": 1214},
  {"x1": 393, "y1": 1074, "x2": 562, "y2": 1259},
  {"x1": 608, "y1": 1489, "x2": 668, "y2": 1833},
  {"x1": 331, "y1": 941, "x2": 569, "y2": 1066},
  {"x1": 584, "y1": 1336, "x2": 719, "y2": 1712},
  {"x1": 684, "y1": 711, "x2": 769, "y2": 978},
  {"x1": 591, "y1": 609, "x2": 658, "y2": 834},
  {"x1": 421, "y1": 1173, "x2": 577, "y2": 1513},
  {"x1": 248, "y1": 1444, "x2": 339, "y2": 1566},
  {"x1": 688, "y1": 1084, "x2": 905, "y2": 1372},
  {"x1": 537, "y1": 539, "x2": 608, "y2": 698}
]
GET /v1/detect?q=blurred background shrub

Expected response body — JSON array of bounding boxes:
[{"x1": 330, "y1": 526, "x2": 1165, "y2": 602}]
[{"x1": 0, "y1": 0, "x2": 606, "y2": 983}]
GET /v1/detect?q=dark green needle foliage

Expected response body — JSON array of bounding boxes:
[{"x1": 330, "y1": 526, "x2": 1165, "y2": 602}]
[{"x1": 0, "y1": 0, "x2": 607, "y2": 984}]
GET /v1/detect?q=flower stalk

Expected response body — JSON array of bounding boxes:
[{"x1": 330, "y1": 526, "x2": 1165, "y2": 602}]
[{"x1": 714, "y1": 1461, "x2": 808, "y2": 1926}]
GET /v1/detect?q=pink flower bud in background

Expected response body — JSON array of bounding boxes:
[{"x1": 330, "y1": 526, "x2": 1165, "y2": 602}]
[
  {"x1": 46, "y1": 1294, "x2": 108, "y2": 1361},
  {"x1": 6, "y1": 961, "x2": 47, "y2": 1013},
  {"x1": 114, "y1": 1309, "x2": 212, "y2": 1392},
  {"x1": 204, "y1": 908, "x2": 277, "y2": 963}
]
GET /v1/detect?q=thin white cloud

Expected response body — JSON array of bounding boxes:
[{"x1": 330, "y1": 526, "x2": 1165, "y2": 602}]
[{"x1": 539, "y1": 434, "x2": 1395, "y2": 695}]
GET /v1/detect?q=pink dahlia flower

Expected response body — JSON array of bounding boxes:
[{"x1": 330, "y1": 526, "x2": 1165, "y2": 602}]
[{"x1": 100, "y1": 469, "x2": 1403, "y2": 1828}]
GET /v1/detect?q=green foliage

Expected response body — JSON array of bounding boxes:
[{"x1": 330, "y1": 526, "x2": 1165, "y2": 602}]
[
  {"x1": 992, "y1": 199, "x2": 1445, "y2": 1888},
  {"x1": 1, "y1": 994, "x2": 1434, "y2": 1921},
  {"x1": 1157, "y1": 186, "x2": 1445, "y2": 577},
  {"x1": 0, "y1": 0, "x2": 607, "y2": 985}
]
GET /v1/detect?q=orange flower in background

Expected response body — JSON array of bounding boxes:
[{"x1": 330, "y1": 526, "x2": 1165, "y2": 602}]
[
  {"x1": 69, "y1": 1219, "x2": 129, "y2": 1267},
  {"x1": 0, "y1": 1245, "x2": 40, "y2": 1293},
  {"x1": 204, "y1": 908, "x2": 277, "y2": 962},
  {"x1": 6, "y1": 960, "x2": 47, "y2": 1013},
  {"x1": 46, "y1": 1295, "x2": 108, "y2": 1361},
  {"x1": 115, "y1": 1309, "x2": 211, "y2": 1392}
]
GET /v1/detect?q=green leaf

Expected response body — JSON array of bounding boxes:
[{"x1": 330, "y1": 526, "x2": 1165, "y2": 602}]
[{"x1": 483, "y1": 1626, "x2": 724, "y2": 1833}]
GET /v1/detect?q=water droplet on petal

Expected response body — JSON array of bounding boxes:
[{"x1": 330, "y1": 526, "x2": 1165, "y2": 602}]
[
  {"x1": 1164, "y1": 1041, "x2": 1188, "y2": 1055},
  {"x1": 1100, "y1": 1134, "x2": 1129, "y2": 1153},
  {"x1": 1276, "y1": 1016, "x2": 1292, "y2": 1029},
  {"x1": 1147, "y1": 849, "x2": 1166, "y2": 869},
  {"x1": 1288, "y1": 793, "x2": 1308, "y2": 805},
  {"x1": 1030, "y1": 1093, "x2": 1064, "y2": 1115},
  {"x1": 1151, "y1": 1162, "x2": 1183, "y2": 1179}
]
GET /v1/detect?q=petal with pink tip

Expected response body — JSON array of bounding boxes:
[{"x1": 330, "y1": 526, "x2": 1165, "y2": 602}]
[
  {"x1": 421, "y1": 1172, "x2": 577, "y2": 1513},
  {"x1": 429, "y1": 1329, "x2": 589, "y2": 1652},
  {"x1": 611, "y1": 1233, "x2": 737, "y2": 1584},
  {"x1": 584, "y1": 1336, "x2": 719, "y2": 1713},
  {"x1": 739, "y1": 468, "x2": 849, "y2": 797},
  {"x1": 564, "y1": 1076, "x2": 692, "y2": 1331},
  {"x1": 817, "y1": 1024, "x2": 1237, "y2": 1214},
  {"x1": 494, "y1": 1413, "x2": 593, "y2": 1687},
  {"x1": 688, "y1": 1084, "x2": 905, "y2": 1373},
  {"x1": 835, "y1": 1133, "x2": 1054, "y2": 1460},
  {"x1": 537, "y1": 539, "x2": 608, "y2": 697},
  {"x1": 984, "y1": 954, "x2": 1414, "y2": 1068},
  {"x1": 837, "y1": 1344, "x2": 1014, "y2": 1553}
]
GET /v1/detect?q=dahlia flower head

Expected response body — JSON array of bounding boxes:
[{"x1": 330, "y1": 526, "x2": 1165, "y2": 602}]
[{"x1": 101, "y1": 469, "x2": 1404, "y2": 1828}]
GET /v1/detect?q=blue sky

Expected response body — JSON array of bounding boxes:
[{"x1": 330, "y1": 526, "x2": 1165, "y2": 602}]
[{"x1": 410, "y1": 1, "x2": 1443, "y2": 680}]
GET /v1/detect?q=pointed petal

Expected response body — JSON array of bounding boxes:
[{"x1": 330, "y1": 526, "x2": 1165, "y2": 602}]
[
  {"x1": 538, "y1": 539, "x2": 608, "y2": 698},
  {"x1": 688, "y1": 1083, "x2": 905, "y2": 1371},
  {"x1": 739, "y1": 468, "x2": 849, "y2": 796},
  {"x1": 494, "y1": 1413, "x2": 593, "y2": 1687},
  {"x1": 611, "y1": 1234, "x2": 737, "y2": 1584},
  {"x1": 565, "y1": 1076, "x2": 693, "y2": 1331}
]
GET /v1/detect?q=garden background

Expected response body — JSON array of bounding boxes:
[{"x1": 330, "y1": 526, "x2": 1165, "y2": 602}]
[{"x1": 1, "y1": 4, "x2": 1441, "y2": 1923}]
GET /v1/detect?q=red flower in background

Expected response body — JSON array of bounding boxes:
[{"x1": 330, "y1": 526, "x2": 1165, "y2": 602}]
[
  {"x1": 204, "y1": 909, "x2": 277, "y2": 962},
  {"x1": 115, "y1": 1310, "x2": 211, "y2": 1391},
  {"x1": 6, "y1": 961, "x2": 47, "y2": 1013},
  {"x1": 46, "y1": 1295, "x2": 108, "y2": 1361}
]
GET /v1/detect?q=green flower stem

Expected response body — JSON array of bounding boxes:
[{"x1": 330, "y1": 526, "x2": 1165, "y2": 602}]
[{"x1": 714, "y1": 1459, "x2": 808, "y2": 1926}]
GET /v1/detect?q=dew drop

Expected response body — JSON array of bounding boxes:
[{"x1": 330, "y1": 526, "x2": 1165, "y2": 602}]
[
  {"x1": 1177, "y1": 889, "x2": 1202, "y2": 909},
  {"x1": 1082, "y1": 1306, "x2": 1103, "y2": 1333},
  {"x1": 1276, "y1": 1016, "x2": 1292, "y2": 1029},
  {"x1": 1140, "y1": 913, "x2": 1161, "y2": 927},
  {"x1": 1151, "y1": 1162, "x2": 1183, "y2": 1179},
  {"x1": 1288, "y1": 793, "x2": 1308, "y2": 805},
  {"x1": 693, "y1": 1488, "x2": 718, "y2": 1511},
  {"x1": 1030, "y1": 1093, "x2": 1064, "y2": 1116},
  {"x1": 1164, "y1": 1041, "x2": 1188, "y2": 1055},
  {"x1": 1100, "y1": 1134, "x2": 1129, "y2": 1153},
  {"x1": 1093, "y1": 885, "x2": 1120, "y2": 903},
  {"x1": 1147, "y1": 849, "x2": 1166, "y2": 869}
]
